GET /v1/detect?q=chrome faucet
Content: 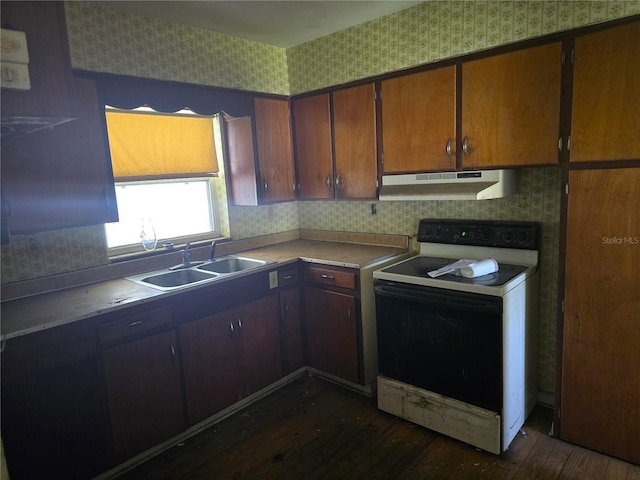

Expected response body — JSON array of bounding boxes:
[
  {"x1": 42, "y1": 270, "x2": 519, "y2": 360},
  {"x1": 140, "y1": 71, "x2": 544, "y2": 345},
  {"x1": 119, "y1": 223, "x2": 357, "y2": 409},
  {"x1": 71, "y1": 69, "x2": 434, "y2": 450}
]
[{"x1": 169, "y1": 242, "x2": 201, "y2": 270}]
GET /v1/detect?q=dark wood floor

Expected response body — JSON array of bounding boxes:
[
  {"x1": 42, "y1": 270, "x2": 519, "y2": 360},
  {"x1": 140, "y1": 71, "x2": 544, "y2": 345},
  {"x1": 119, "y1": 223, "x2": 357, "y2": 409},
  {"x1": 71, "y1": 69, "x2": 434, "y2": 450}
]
[{"x1": 117, "y1": 376, "x2": 640, "y2": 480}]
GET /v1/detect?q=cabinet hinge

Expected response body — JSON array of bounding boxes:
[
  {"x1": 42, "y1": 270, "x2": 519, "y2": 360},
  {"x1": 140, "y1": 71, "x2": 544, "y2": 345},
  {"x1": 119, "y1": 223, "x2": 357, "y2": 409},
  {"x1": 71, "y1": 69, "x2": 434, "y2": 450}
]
[
  {"x1": 567, "y1": 136, "x2": 571, "y2": 151},
  {"x1": 561, "y1": 50, "x2": 566, "y2": 66},
  {"x1": 381, "y1": 153, "x2": 384, "y2": 165},
  {"x1": 571, "y1": 48, "x2": 575, "y2": 64},
  {"x1": 562, "y1": 299, "x2": 565, "y2": 313},
  {"x1": 376, "y1": 179, "x2": 379, "y2": 188},
  {"x1": 565, "y1": 183, "x2": 569, "y2": 196},
  {"x1": 558, "y1": 137, "x2": 563, "y2": 151}
]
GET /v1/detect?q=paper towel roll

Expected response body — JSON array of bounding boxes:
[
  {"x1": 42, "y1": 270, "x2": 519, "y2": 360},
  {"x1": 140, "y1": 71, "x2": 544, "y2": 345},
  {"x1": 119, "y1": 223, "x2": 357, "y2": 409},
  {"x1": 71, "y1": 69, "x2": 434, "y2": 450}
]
[{"x1": 460, "y1": 258, "x2": 499, "y2": 278}]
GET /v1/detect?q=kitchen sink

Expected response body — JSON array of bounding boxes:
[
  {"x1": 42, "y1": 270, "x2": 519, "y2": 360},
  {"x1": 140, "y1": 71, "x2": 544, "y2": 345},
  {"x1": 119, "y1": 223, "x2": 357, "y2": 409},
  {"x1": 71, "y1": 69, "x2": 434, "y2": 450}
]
[
  {"x1": 125, "y1": 255, "x2": 273, "y2": 291},
  {"x1": 139, "y1": 269, "x2": 219, "y2": 289},
  {"x1": 197, "y1": 256, "x2": 270, "y2": 274}
]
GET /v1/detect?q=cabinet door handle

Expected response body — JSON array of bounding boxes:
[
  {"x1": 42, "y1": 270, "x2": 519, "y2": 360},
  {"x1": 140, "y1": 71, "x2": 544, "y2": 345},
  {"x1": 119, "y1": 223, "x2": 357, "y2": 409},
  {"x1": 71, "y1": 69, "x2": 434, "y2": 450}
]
[
  {"x1": 462, "y1": 135, "x2": 469, "y2": 156},
  {"x1": 326, "y1": 175, "x2": 332, "y2": 189},
  {"x1": 446, "y1": 138, "x2": 453, "y2": 157},
  {"x1": 347, "y1": 309, "x2": 352, "y2": 319},
  {"x1": 170, "y1": 344, "x2": 176, "y2": 363},
  {"x1": 321, "y1": 274, "x2": 335, "y2": 280},
  {"x1": 237, "y1": 318, "x2": 243, "y2": 333},
  {"x1": 229, "y1": 321, "x2": 235, "y2": 338},
  {"x1": 263, "y1": 179, "x2": 268, "y2": 191},
  {"x1": 284, "y1": 302, "x2": 289, "y2": 313},
  {"x1": 335, "y1": 174, "x2": 342, "y2": 189}
]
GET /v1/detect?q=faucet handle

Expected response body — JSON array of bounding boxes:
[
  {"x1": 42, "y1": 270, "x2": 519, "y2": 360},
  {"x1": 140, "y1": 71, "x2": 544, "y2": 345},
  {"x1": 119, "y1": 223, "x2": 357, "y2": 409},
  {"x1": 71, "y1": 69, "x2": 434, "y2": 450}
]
[{"x1": 209, "y1": 240, "x2": 216, "y2": 260}]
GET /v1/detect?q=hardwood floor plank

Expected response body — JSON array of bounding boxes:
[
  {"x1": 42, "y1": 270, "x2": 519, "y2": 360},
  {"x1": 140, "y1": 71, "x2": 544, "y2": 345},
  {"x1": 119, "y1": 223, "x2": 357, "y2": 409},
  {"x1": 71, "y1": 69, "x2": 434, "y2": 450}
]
[{"x1": 115, "y1": 376, "x2": 640, "y2": 480}]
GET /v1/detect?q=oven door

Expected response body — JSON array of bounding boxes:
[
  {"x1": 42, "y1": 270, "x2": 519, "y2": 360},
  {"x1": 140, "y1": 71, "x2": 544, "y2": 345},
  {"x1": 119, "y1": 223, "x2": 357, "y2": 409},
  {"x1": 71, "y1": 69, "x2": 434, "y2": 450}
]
[{"x1": 375, "y1": 279, "x2": 503, "y2": 412}]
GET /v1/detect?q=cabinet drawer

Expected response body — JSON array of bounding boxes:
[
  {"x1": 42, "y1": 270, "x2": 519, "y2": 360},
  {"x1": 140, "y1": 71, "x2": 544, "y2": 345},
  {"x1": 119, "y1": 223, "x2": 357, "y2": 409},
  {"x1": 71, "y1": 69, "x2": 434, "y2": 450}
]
[
  {"x1": 98, "y1": 305, "x2": 172, "y2": 345},
  {"x1": 278, "y1": 266, "x2": 299, "y2": 287},
  {"x1": 304, "y1": 265, "x2": 358, "y2": 290}
]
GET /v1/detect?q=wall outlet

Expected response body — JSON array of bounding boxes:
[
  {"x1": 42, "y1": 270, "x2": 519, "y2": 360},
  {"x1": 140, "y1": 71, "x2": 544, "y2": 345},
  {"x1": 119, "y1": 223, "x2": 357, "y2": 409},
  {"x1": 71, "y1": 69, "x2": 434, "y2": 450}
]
[{"x1": 269, "y1": 270, "x2": 278, "y2": 289}]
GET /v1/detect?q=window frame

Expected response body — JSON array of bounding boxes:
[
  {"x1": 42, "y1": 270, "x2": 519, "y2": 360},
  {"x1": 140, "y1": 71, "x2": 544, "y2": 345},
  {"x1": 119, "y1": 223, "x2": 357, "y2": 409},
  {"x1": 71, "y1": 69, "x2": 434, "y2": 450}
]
[{"x1": 106, "y1": 176, "x2": 222, "y2": 257}]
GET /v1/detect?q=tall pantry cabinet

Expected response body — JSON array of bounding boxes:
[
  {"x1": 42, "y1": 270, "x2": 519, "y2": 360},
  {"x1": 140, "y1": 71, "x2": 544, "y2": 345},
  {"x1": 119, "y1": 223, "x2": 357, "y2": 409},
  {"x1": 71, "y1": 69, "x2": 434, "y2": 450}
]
[{"x1": 558, "y1": 19, "x2": 640, "y2": 465}]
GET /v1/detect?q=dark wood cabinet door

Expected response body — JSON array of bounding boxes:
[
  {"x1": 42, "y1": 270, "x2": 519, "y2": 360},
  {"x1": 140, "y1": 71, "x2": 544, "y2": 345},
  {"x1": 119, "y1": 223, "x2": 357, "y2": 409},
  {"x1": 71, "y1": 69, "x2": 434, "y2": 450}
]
[
  {"x1": 292, "y1": 93, "x2": 334, "y2": 199},
  {"x1": 237, "y1": 294, "x2": 282, "y2": 395},
  {"x1": 333, "y1": 83, "x2": 378, "y2": 198},
  {"x1": 1, "y1": 347, "x2": 109, "y2": 480},
  {"x1": 570, "y1": 21, "x2": 640, "y2": 163},
  {"x1": 254, "y1": 97, "x2": 296, "y2": 202},
  {"x1": 461, "y1": 42, "x2": 561, "y2": 168},
  {"x1": 381, "y1": 66, "x2": 456, "y2": 173},
  {"x1": 280, "y1": 286, "x2": 304, "y2": 374},
  {"x1": 561, "y1": 168, "x2": 640, "y2": 464},
  {"x1": 180, "y1": 311, "x2": 242, "y2": 425},
  {"x1": 304, "y1": 286, "x2": 359, "y2": 384},
  {"x1": 223, "y1": 114, "x2": 259, "y2": 206},
  {"x1": 102, "y1": 330, "x2": 185, "y2": 462},
  {"x1": 0, "y1": 1, "x2": 118, "y2": 233}
]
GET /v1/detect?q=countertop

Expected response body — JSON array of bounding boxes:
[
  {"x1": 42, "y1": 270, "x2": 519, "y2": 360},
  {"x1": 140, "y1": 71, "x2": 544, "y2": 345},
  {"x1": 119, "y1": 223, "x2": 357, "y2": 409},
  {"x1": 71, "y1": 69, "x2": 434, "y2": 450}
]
[{"x1": 1, "y1": 238, "x2": 409, "y2": 340}]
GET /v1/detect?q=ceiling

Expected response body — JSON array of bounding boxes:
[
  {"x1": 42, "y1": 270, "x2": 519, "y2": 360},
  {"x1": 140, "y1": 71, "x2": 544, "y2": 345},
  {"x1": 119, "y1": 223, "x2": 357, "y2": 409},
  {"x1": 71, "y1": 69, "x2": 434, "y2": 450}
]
[{"x1": 101, "y1": 1, "x2": 424, "y2": 48}]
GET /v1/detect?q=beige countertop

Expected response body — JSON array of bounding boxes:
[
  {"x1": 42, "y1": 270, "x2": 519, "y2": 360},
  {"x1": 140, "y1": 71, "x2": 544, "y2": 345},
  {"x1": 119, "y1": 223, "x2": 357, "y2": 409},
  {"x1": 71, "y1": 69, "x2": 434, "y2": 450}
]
[{"x1": 1, "y1": 237, "x2": 409, "y2": 340}]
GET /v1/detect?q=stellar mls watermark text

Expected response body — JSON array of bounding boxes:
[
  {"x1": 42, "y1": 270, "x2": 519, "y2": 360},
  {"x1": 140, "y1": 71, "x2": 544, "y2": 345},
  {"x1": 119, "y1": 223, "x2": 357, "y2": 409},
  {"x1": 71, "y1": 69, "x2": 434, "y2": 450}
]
[{"x1": 602, "y1": 236, "x2": 639, "y2": 245}]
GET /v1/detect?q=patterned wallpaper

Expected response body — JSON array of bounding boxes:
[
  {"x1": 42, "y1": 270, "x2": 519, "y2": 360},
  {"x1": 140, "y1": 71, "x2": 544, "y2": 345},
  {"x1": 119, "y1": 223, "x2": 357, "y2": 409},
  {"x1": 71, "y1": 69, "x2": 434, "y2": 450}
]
[
  {"x1": 2, "y1": 1, "x2": 637, "y2": 398},
  {"x1": 287, "y1": 0, "x2": 640, "y2": 93},
  {"x1": 64, "y1": 1, "x2": 290, "y2": 95}
]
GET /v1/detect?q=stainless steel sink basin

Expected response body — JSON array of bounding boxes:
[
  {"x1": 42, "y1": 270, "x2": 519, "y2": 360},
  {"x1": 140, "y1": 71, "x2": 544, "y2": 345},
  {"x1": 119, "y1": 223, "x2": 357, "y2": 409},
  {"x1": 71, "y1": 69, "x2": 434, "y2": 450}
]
[
  {"x1": 126, "y1": 268, "x2": 219, "y2": 291},
  {"x1": 125, "y1": 255, "x2": 272, "y2": 291},
  {"x1": 197, "y1": 256, "x2": 269, "y2": 274}
]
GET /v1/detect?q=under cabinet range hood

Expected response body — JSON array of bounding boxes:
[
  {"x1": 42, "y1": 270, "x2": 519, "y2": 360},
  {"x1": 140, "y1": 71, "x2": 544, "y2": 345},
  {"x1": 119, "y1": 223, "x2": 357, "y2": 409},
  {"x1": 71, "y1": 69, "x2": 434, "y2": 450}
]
[{"x1": 379, "y1": 169, "x2": 518, "y2": 201}]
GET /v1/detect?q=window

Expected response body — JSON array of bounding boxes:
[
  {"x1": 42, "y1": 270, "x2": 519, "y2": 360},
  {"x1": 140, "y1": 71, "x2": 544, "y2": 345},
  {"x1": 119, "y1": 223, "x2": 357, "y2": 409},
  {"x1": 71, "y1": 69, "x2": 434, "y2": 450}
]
[{"x1": 104, "y1": 107, "x2": 221, "y2": 255}]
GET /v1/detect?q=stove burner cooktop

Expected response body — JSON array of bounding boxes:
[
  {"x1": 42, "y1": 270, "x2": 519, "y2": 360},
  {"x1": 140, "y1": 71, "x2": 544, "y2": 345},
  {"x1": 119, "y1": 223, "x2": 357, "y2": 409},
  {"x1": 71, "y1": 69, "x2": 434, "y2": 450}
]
[{"x1": 382, "y1": 256, "x2": 529, "y2": 287}]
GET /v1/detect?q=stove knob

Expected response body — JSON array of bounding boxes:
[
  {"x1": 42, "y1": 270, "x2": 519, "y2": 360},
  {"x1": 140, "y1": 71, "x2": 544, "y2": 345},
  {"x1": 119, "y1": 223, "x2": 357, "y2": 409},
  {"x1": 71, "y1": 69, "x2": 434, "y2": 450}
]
[
  {"x1": 518, "y1": 231, "x2": 529, "y2": 244},
  {"x1": 504, "y1": 230, "x2": 515, "y2": 243},
  {"x1": 435, "y1": 227, "x2": 444, "y2": 238}
]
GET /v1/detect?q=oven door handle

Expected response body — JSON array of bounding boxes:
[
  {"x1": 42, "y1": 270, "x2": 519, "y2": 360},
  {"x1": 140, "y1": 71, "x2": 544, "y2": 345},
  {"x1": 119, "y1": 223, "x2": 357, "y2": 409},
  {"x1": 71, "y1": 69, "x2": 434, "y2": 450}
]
[{"x1": 374, "y1": 283, "x2": 501, "y2": 314}]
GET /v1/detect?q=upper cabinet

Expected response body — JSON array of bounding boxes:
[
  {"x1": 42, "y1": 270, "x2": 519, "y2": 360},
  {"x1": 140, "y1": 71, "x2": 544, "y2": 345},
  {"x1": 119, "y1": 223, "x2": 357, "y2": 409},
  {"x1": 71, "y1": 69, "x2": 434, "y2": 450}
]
[
  {"x1": 254, "y1": 97, "x2": 296, "y2": 202},
  {"x1": 223, "y1": 97, "x2": 296, "y2": 205},
  {"x1": 293, "y1": 83, "x2": 378, "y2": 200},
  {"x1": 381, "y1": 66, "x2": 456, "y2": 173},
  {"x1": 461, "y1": 42, "x2": 562, "y2": 169},
  {"x1": 1, "y1": 1, "x2": 118, "y2": 235},
  {"x1": 333, "y1": 83, "x2": 378, "y2": 199},
  {"x1": 292, "y1": 93, "x2": 334, "y2": 199},
  {"x1": 569, "y1": 21, "x2": 640, "y2": 163}
]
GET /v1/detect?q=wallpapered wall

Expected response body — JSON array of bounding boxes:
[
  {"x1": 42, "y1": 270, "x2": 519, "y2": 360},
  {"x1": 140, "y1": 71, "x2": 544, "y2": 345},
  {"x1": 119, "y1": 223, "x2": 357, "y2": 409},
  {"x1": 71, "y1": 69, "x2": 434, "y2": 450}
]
[{"x1": 2, "y1": 1, "x2": 637, "y2": 397}]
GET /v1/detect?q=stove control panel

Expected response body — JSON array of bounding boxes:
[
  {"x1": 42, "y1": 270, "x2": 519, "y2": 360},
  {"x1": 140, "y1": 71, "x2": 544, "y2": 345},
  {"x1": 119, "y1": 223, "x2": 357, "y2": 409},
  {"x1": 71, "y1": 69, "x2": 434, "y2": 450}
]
[{"x1": 417, "y1": 219, "x2": 539, "y2": 250}]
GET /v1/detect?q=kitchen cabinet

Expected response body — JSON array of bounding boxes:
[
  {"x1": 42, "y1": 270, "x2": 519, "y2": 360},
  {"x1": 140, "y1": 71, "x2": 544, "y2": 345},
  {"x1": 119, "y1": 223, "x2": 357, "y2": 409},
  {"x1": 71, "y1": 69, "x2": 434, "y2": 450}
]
[
  {"x1": 101, "y1": 321, "x2": 185, "y2": 463},
  {"x1": 381, "y1": 66, "x2": 456, "y2": 173},
  {"x1": 224, "y1": 98, "x2": 296, "y2": 205},
  {"x1": 333, "y1": 83, "x2": 378, "y2": 198},
  {"x1": 292, "y1": 93, "x2": 334, "y2": 199},
  {"x1": 303, "y1": 264, "x2": 360, "y2": 384},
  {"x1": 0, "y1": 1, "x2": 118, "y2": 234},
  {"x1": 278, "y1": 265, "x2": 304, "y2": 373},
  {"x1": 254, "y1": 97, "x2": 296, "y2": 202},
  {"x1": 1, "y1": 317, "x2": 110, "y2": 480},
  {"x1": 559, "y1": 167, "x2": 640, "y2": 465},
  {"x1": 180, "y1": 294, "x2": 282, "y2": 425},
  {"x1": 461, "y1": 42, "x2": 562, "y2": 168},
  {"x1": 293, "y1": 83, "x2": 378, "y2": 200},
  {"x1": 569, "y1": 21, "x2": 640, "y2": 163}
]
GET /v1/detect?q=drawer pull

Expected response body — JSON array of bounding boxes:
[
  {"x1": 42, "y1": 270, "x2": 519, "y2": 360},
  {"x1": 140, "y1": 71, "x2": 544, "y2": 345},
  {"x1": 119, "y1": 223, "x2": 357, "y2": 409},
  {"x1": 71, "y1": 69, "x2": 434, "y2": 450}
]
[
  {"x1": 283, "y1": 274, "x2": 293, "y2": 280},
  {"x1": 127, "y1": 320, "x2": 144, "y2": 327},
  {"x1": 321, "y1": 274, "x2": 335, "y2": 280}
]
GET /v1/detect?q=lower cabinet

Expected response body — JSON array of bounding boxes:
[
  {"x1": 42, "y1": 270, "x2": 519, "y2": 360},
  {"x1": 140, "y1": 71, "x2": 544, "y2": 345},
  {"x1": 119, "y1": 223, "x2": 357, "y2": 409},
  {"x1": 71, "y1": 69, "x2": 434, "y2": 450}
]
[
  {"x1": 1, "y1": 320, "x2": 110, "y2": 480},
  {"x1": 280, "y1": 286, "x2": 304, "y2": 374},
  {"x1": 102, "y1": 329, "x2": 186, "y2": 463},
  {"x1": 304, "y1": 263, "x2": 361, "y2": 384},
  {"x1": 180, "y1": 294, "x2": 282, "y2": 425}
]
